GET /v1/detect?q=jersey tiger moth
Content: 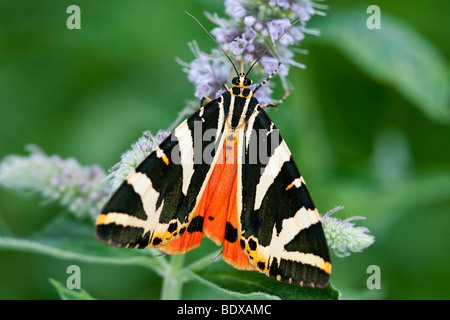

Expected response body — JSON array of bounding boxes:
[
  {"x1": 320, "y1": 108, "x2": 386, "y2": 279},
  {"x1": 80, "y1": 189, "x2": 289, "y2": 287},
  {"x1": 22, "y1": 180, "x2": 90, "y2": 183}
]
[{"x1": 96, "y1": 15, "x2": 331, "y2": 288}]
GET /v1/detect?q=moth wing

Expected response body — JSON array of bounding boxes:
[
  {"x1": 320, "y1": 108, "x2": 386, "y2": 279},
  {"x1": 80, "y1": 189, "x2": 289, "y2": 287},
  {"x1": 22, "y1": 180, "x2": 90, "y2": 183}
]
[
  {"x1": 96, "y1": 97, "x2": 226, "y2": 251},
  {"x1": 238, "y1": 106, "x2": 331, "y2": 287}
]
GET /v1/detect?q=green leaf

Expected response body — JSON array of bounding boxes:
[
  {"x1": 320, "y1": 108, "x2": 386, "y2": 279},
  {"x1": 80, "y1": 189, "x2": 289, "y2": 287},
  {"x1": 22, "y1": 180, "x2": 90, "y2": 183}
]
[
  {"x1": 49, "y1": 278, "x2": 95, "y2": 300},
  {"x1": 0, "y1": 216, "x2": 13, "y2": 236},
  {"x1": 190, "y1": 268, "x2": 340, "y2": 300},
  {"x1": 311, "y1": 6, "x2": 449, "y2": 123},
  {"x1": 0, "y1": 214, "x2": 169, "y2": 275}
]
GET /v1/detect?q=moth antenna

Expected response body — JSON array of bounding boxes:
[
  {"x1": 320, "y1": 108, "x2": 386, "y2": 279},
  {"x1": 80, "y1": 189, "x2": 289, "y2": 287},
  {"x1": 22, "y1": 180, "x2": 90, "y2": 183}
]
[
  {"x1": 245, "y1": 18, "x2": 302, "y2": 79},
  {"x1": 186, "y1": 11, "x2": 240, "y2": 77}
]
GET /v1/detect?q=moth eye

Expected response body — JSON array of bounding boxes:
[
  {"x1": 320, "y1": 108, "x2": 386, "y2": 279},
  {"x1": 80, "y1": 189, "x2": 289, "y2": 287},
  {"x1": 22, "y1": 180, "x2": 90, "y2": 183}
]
[
  {"x1": 232, "y1": 77, "x2": 239, "y2": 85},
  {"x1": 244, "y1": 78, "x2": 251, "y2": 86}
]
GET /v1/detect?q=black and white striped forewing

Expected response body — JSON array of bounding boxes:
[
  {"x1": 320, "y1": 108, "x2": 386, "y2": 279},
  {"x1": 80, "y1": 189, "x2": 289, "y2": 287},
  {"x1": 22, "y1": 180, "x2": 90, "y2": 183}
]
[
  {"x1": 237, "y1": 106, "x2": 331, "y2": 287},
  {"x1": 97, "y1": 97, "x2": 227, "y2": 249}
]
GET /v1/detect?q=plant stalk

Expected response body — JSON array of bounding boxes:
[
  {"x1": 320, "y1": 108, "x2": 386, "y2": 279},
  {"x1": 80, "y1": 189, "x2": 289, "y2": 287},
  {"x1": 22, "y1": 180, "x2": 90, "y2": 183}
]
[{"x1": 160, "y1": 254, "x2": 185, "y2": 300}]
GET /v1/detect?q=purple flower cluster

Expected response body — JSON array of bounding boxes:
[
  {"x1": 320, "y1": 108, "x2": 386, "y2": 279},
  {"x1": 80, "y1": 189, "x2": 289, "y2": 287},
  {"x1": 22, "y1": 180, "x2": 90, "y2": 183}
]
[
  {"x1": 321, "y1": 207, "x2": 375, "y2": 257},
  {"x1": 107, "y1": 130, "x2": 170, "y2": 191},
  {"x1": 184, "y1": 44, "x2": 230, "y2": 99},
  {"x1": 182, "y1": 0, "x2": 327, "y2": 104},
  {"x1": 0, "y1": 145, "x2": 111, "y2": 219}
]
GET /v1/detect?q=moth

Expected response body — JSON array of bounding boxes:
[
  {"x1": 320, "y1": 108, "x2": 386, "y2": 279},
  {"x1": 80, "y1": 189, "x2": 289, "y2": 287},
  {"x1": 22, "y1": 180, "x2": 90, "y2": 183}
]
[{"x1": 96, "y1": 15, "x2": 331, "y2": 288}]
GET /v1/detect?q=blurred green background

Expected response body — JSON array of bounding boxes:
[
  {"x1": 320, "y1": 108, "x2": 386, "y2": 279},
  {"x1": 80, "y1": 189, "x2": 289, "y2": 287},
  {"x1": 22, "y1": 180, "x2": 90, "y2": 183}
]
[{"x1": 0, "y1": 0, "x2": 448, "y2": 299}]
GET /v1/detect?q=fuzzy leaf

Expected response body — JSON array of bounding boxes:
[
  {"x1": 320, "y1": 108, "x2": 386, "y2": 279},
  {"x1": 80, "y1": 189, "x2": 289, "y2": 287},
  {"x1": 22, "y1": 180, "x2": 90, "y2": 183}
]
[{"x1": 0, "y1": 215, "x2": 169, "y2": 274}]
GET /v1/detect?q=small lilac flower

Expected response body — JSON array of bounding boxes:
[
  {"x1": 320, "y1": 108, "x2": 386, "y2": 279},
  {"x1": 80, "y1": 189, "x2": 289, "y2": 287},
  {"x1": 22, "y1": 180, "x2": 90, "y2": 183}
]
[
  {"x1": 211, "y1": 26, "x2": 240, "y2": 44},
  {"x1": 260, "y1": 55, "x2": 288, "y2": 78},
  {"x1": 276, "y1": 0, "x2": 291, "y2": 10},
  {"x1": 242, "y1": 27, "x2": 256, "y2": 42},
  {"x1": 291, "y1": 1, "x2": 317, "y2": 21},
  {"x1": 252, "y1": 83, "x2": 273, "y2": 106},
  {"x1": 229, "y1": 38, "x2": 248, "y2": 55},
  {"x1": 267, "y1": 0, "x2": 277, "y2": 8},
  {"x1": 288, "y1": 26, "x2": 305, "y2": 42},
  {"x1": 244, "y1": 52, "x2": 254, "y2": 63},
  {"x1": 267, "y1": 18, "x2": 292, "y2": 44},
  {"x1": 184, "y1": 46, "x2": 230, "y2": 99},
  {"x1": 193, "y1": 80, "x2": 212, "y2": 100},
  {"x1": 244, "y1": 15, "x2": 256, "y2": 27},
  {"x1": 260, "y1": 27, "x2": 269, "y2": 37},
  {"x1": 254, "y1": 22, "x2": 263, "y2": 31}
]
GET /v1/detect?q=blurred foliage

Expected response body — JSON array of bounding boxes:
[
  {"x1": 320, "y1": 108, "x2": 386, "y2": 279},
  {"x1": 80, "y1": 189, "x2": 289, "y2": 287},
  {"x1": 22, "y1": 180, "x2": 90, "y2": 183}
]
[
  {"x1": 0, "y1": 0, "x2": 449, "y2": 299},
  {"x1": 49, "y1": 278, "x2": 95, "y2": 300}
]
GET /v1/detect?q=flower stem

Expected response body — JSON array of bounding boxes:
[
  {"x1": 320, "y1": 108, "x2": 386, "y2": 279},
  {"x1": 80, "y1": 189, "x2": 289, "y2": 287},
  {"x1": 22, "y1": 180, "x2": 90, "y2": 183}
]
[{"x1": 160, "y1": 254, "x2": 186, "y2": 300}]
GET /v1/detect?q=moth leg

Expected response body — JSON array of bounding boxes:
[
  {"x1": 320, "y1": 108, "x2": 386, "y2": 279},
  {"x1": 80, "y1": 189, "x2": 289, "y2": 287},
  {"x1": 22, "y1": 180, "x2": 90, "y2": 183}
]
[
  {"x1": 201, "y1": 96, "x2": 213, "y2": 107},
  {"x1": 210, "y1": 249, "x2": 223, "y2": 262},
  {"x1": 253, "y1": 61, "x2": 281, "y2": 94},
  {"x1": 155, "y1": 251, "x2": 167, "y2": 258},
  {"x1": 261, "y1": 88, "x2": 290, "y2": 110}
]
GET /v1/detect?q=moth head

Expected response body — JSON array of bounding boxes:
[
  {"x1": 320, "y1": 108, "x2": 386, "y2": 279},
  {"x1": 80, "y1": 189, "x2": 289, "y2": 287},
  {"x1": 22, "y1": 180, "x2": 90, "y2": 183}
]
[{"x1": 232, "y1": 73, "x2": 252, "y2": 87}]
